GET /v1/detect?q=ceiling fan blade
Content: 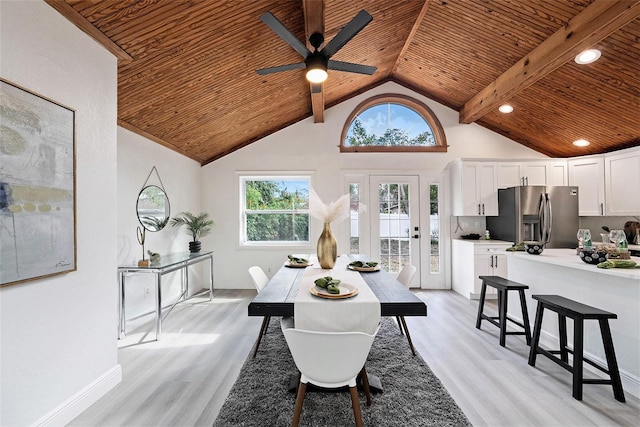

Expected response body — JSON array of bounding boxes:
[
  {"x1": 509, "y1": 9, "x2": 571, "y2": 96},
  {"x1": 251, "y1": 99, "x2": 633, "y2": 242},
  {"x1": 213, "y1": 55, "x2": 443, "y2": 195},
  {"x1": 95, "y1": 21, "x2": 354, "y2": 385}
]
[
  {"x1": 321, "y1": 10, "x2": 373, "y2": 58},
  {"x1": 310, "y1": 83, "x2": 322, "y2": 94},
  {"x1": 260, "y1": 12, "x2": 311, "y2": 59},
  {"x1": 256, "y1": 62, "x2": 306, "y2": 75},
  {"x1": 328, "y1": 60, "x2": 377, "y2": 75}
]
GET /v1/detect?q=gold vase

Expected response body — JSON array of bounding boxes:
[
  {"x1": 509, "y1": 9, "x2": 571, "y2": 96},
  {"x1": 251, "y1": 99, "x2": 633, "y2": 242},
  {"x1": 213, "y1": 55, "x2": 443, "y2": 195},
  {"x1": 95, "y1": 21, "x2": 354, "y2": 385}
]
[{"x1": 317, "y1": 222, "x2": 337, "y2": 269}]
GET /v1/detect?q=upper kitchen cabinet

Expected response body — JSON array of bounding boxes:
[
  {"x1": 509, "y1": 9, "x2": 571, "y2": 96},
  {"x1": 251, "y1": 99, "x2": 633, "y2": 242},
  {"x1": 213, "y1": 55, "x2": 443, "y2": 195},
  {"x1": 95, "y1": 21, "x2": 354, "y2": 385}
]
[
  {"x1": 496, "y1": 160, "x2": 567, "y2": 188},
  {"x1": 605, "y1": 148, "x2": 640, "y2": 216},
  {"x1": 568, "y1": 156, "x2": 606, "y2": 215},
  {"x1": 568, "y1": 147, "x2": 640, "y2": 216},
  {"x1": 450, "y1": 160, "x2": 498, "y2": 216}
]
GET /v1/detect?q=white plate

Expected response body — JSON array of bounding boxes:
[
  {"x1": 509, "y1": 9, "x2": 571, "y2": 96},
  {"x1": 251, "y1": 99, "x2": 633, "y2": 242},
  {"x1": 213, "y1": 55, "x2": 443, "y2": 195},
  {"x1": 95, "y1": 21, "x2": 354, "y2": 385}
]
[
  {"x1": 310, "y1": 282, "x2": 359, "y2": 299},
  {"x1": 348, "y1": 264, "x2": 380, "y2": 272},
  {"x1": 285, "y1": 261, "x2": 312, "y2": 268}
]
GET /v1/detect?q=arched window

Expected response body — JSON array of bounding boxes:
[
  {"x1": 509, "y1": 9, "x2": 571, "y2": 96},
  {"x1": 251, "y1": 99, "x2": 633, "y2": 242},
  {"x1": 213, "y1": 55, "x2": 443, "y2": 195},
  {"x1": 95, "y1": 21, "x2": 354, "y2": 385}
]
[{"x1": 340, "y1": 94, "x2": 447, "y2": 153}]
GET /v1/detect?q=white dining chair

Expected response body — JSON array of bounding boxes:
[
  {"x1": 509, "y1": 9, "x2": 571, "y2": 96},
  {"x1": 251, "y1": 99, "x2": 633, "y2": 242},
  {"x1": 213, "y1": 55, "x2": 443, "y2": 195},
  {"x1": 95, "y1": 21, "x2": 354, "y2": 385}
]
[
  {"x1": 249, "y1": 266, "x2": 270, "y2": 358},
  {"x1": 282, "y1": 324, "x2": 380, "y2": 427},
  {"x1": 396, "y1": 265, "x2": 417, "y2": 356}
]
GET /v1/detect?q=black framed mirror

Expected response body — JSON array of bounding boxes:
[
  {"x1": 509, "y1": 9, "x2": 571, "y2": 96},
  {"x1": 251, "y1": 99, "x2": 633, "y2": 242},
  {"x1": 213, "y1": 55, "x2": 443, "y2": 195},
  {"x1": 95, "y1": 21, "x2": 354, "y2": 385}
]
[{"x1": 136, "y1": 185, "x2": 170, "y2": 232}]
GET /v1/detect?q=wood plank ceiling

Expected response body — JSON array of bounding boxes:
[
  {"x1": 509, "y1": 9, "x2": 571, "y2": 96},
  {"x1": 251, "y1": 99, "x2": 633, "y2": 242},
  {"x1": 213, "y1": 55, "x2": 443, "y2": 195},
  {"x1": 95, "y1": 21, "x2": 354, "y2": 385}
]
[{"x1": 47, "y1": 0, "x2": 640, "y2": 165}]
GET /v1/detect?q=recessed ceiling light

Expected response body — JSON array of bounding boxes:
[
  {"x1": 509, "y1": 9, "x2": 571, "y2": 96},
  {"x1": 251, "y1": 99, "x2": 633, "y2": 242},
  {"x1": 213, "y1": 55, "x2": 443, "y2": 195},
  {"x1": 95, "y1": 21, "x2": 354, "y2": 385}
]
[
  {"x1": 573, "y1": 139, "x2": 590, "y2": 147},
  {"x1": 575, "y1": 49, "x2": 601, "y2": 65},
  {"x1": 499, "y1": 104, "x2": 513, "y2": 113}
]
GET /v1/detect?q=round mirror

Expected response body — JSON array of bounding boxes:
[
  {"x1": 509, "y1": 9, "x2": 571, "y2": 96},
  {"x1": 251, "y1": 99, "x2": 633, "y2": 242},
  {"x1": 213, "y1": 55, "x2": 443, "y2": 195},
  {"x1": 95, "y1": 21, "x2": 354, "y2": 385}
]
[{"x1": 136, "y1": 185, "x2": 170, "y2": 232}]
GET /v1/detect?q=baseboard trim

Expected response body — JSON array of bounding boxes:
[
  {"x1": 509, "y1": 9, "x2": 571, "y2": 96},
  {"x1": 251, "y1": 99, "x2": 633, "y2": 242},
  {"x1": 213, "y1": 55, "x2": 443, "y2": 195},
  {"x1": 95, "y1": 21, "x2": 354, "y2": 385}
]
[{"x1": 34, "y1": 364, "x2": 122, "y2": 427}]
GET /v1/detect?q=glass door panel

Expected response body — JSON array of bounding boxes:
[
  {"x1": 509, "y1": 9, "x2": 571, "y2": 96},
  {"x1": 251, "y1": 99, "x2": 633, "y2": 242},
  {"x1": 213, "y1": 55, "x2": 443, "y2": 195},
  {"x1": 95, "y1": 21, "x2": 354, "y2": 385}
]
[{"x1": 370, "y1": 176, "x2": 420, "y2": 285}]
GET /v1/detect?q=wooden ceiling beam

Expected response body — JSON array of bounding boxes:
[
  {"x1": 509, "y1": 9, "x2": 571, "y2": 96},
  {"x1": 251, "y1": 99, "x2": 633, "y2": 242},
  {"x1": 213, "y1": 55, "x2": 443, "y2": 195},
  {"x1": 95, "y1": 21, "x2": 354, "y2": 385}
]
[
  {"x1": 303, "y1": 0, "x2": 325, "y2": 123},
  {"x1": 44, "y1": 0, "x2": 133, "y2": 61},
  {"x1": 392, "y1": 0, "x2": 431, "y2": 75},
  {"x1": 459, "y1": 0, "x2": 640, "y2": 124}
]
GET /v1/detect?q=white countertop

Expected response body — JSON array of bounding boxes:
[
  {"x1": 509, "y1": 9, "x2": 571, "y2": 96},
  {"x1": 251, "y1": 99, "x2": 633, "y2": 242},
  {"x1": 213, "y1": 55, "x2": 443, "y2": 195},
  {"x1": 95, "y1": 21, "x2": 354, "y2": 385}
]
[
  {"x1": 508, "y1": 248, "x2": 640, "y2": 280},
  {"x1": 453, "y1": 238, "x2": 514, "y2": 246}
]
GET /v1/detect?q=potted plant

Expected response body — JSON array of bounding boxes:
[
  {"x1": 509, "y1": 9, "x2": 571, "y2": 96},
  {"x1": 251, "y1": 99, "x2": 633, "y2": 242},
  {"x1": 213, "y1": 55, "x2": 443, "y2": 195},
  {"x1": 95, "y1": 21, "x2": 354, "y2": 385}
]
[{"x1": 170, "y1": 211, "x2": 214, "y2": 253}]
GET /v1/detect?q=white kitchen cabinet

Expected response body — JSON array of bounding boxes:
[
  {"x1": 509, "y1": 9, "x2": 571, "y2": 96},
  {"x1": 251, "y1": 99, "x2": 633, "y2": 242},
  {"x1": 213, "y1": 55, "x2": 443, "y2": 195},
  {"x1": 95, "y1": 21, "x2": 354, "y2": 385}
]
[
  {"x1": 605, "y1": 148, "x2": 640, "y2": 215},
  {"x1": 496, "y1": 160, "x2": 567, "y2": 188},
  {"x1": 496, "y1": 162, "x2": 524, "y2": 188},
  {"x1": 568, "y1": 147, "x2": 639, "y2": 216},
  {"x1": 568, "y1": 156, "x2": 606, "y2": 216},
  {"x1": 451, "y1": 239, "x2": 512, "y2": 299},
  {"x1": 546, "y1": 161, "x2": 568, "y2": 186},
  {"x1": 450, "y1": 161, "x2": 498, "y2": 216}
]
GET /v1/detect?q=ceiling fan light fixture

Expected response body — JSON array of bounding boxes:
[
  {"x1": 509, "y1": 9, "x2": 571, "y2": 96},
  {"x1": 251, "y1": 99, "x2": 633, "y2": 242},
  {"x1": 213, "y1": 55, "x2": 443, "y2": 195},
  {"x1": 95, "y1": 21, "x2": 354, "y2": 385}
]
[
  {"x1": 305, "y1": 55, "x2": 328, "y2": 83},
  {"x1": 575, "y1": 49, "x2": 601, "y2": 65},
  {"x1": 572, "y1": 139, "x2": 590, "y2": 147},
  {"x1": 306, "y1": 67, "x2": 328, "y2": 83},
  {"x1": 499, "y1": 104, "x2": 514, "y2": 113}
]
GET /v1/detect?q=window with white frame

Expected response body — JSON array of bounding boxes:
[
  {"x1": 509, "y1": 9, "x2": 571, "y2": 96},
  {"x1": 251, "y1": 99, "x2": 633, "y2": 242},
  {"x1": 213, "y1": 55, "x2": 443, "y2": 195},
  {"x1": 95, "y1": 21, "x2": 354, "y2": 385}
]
[{"x1": 240, "y1": 176, "x2": 310, "y2": 245}]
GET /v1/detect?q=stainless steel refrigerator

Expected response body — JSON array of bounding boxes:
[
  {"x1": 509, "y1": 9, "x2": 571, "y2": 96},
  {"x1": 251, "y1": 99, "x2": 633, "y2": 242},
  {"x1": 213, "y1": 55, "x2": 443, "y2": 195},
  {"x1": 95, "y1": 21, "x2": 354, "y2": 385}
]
[{"x1": 486, "y1": 186, "x2": 579, "y2": 248}]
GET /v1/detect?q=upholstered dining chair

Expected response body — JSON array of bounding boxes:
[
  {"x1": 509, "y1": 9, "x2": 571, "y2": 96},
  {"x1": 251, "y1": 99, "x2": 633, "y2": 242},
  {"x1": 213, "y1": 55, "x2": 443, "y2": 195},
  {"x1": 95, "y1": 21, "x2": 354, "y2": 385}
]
[
  {"x1": 282, "y1": 323, "x2": 380, "y2": 427},
  {"x1": 249, "y1": 266, "x2": 270, "y2": 358},
  {"x1": 396, "y1": 264, "x2": 417, "y2": 356}
]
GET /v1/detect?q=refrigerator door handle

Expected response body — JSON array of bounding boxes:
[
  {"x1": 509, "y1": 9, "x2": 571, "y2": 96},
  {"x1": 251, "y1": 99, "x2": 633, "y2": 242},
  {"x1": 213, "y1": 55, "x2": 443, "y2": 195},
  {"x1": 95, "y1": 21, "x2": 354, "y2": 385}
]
[
  {"x1": 538, "y1": 193, "x2": 547, "y2": 244},
  {"x1": 546, "y1": 193, "x2": 553, "y2": 245},
  {"x1": 538, "y1": 193, "x2": 552, "y2": 245},
  {"x1": 537, "y1": 194, "x2": 543, "y2": 241}
]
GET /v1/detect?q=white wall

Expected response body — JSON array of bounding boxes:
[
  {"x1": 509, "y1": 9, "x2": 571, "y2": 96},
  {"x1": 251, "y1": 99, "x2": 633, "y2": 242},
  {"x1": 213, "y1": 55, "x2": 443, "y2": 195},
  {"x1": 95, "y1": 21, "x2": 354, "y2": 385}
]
[
  {"x1": 0, "y1": 1, "x2": 119, "y2": 426},
  {"x1": 201, "y1": 81, "x2": 545, "y2": 288},
  {"x1": 117, "y1": 127, "x2": 203, "y2": 318}
]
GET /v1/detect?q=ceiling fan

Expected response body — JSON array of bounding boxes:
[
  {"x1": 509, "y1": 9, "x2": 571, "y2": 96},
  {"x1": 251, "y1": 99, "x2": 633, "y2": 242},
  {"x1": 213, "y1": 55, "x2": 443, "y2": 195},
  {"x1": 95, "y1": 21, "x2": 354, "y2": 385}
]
[{"x1": 256, "y1": 10, "x2": 377, "y2": 93}]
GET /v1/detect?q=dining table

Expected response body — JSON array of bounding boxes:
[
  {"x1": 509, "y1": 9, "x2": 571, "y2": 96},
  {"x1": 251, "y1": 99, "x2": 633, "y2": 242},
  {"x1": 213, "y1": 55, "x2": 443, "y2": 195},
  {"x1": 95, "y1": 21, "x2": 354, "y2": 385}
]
[
  {"x1": 248, "y1": 254, "x2": 427, "y2": 318},
  {"x1": 247, "y1": 253, "x2": 428, "y2": 392}
]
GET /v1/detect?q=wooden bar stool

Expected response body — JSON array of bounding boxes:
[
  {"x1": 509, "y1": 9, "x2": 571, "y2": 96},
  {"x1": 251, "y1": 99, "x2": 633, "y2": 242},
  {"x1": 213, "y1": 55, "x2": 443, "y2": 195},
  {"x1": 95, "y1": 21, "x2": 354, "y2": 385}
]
[
  {"x1": 475, "y1": 276, "x2": 532, "y2": 347},
  {"x1": 527, "y1": 295, "x2": 625, "y2": 402}
]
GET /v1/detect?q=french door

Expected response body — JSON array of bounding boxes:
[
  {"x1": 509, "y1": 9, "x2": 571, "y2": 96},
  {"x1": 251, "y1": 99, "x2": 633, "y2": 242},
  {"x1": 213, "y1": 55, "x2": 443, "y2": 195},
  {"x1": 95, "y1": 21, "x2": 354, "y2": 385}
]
[{"x1": 369, "y1": 176, "x2": 421, "y2": 287}]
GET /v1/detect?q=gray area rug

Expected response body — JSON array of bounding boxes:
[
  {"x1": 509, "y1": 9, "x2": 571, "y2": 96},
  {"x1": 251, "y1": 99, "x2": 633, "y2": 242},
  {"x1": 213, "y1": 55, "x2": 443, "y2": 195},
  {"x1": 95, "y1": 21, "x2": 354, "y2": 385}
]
[{"x1": 213, "y1": 317, "x2": 471, "y2": 426}]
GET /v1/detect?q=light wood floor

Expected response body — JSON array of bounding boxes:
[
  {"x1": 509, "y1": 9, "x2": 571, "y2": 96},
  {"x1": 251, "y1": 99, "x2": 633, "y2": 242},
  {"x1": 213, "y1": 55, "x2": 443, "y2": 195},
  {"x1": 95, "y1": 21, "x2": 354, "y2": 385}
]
[{"x1": 69, "y1": 289, "x2": 639, "y2": 426}]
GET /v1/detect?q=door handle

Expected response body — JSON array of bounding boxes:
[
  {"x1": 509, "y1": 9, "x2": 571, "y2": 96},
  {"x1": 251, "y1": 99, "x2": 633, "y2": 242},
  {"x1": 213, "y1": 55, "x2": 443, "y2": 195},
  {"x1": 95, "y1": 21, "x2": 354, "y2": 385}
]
[
  {"x1": 490, "y1": 255, "x2": 494, "y2": 268},
  {"x1": 478, "y1": 204, "x2": 481, "y2": 215},
  {"x1": 494, "y1": 255, "x2": 498, "y2": 268},
  {"x1": 412, "y1": 234, "x2": 420, "y2": 239},
  {"x1": 482, "y1": 204, "x2": 485, "y2": 215}
]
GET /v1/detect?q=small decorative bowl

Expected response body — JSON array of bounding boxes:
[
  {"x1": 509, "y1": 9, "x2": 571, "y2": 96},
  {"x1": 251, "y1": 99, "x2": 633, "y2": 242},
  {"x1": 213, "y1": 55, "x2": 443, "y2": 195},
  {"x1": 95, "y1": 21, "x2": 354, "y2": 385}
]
[
  {"x1": 524, "y1": 241, "x2": 544, "y2": 255},
  {"x1": 579, "y1": 249, "x2": 608, "y2": 265}
]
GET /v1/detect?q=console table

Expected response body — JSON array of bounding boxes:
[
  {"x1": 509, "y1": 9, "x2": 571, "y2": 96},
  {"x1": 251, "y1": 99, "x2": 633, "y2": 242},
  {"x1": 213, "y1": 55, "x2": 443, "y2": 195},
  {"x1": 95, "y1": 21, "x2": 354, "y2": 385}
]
[{"x1": 118, "y1": 251, "x2": 213, "y2": 340}]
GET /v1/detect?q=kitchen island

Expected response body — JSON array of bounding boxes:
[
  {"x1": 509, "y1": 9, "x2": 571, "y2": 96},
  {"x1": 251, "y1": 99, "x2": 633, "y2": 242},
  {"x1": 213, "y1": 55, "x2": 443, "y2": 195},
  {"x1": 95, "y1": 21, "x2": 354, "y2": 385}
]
[{"x1": 506, "y1": 249, "x2": 640, "y2": 398}]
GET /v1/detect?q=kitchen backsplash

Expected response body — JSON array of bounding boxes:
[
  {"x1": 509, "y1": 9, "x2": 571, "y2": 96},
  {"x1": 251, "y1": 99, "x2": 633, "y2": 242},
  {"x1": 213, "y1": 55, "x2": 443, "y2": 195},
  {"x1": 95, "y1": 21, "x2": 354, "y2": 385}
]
[
  {"x1": 450, "y1": 215, "x2": 640, "y2": 243},
  {"x1": 450, "y1": 216, "x2": 487, "y2": 238},
  {"x1": 580, "y1": 216, "x2": 640, "y2": 244}
]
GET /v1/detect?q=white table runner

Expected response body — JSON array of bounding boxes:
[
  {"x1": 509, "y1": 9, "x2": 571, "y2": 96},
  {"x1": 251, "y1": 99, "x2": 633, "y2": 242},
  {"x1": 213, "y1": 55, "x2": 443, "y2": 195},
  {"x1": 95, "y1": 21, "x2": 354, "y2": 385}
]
[{"x1": 294, "y1": 255, "x2": 381, "y2": 334}]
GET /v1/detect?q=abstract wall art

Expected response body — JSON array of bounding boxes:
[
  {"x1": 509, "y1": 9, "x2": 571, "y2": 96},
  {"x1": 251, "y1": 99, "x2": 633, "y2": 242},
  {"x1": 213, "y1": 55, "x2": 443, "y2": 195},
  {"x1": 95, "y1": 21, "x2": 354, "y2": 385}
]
[{"x1": 0, "y1": 79, "x2": 76, "y2": 287}]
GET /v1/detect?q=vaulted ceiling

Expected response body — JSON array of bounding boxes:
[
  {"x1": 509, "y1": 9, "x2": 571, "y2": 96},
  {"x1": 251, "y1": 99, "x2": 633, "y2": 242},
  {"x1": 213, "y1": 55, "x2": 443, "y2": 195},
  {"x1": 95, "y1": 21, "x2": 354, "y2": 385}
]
[{"x1": 47, "y1": 0, "x2": 640, "y2": 165}]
